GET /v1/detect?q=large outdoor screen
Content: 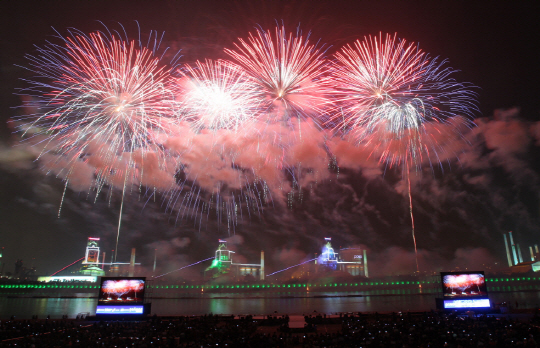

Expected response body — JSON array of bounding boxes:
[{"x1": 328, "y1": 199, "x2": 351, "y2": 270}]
[
  {"x1": 441, "y1": 272, "x2": 488, "y2": 298},
  {"x1": 98, "y1": 277, "x2": 146, "y2": 304}
]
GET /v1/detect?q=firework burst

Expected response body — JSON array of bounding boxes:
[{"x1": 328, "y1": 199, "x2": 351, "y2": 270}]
[
  {"x1": 17, "y1": 27, "x2": 179, "y2": 192},
  {"x1": 225, "y1": 25, "x2": 330, "y2": 123},
  {"x1": 328, "y1": 33, "x2": 477, "y2": 168},
  {"x1": 175, "y1": 59, "x2": 262, "y2": 132}
]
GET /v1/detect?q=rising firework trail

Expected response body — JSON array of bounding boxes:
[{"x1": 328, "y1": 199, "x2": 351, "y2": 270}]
[
  {"x1": 16, "y1": 25, "x2": 180, "y2": 260},
  {"x1": 328, "y1": 33, "x2": 478, "y2": 272}
]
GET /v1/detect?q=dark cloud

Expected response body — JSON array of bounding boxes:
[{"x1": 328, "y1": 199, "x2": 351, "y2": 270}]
[{"x1": 4, "y1": 107, "x2": 539, "y2": 276}]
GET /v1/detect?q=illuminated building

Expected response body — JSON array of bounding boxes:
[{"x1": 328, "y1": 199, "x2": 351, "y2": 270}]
[
  {"x1": 79, "y1": 237, "x2": 105, "y2": 277},
  {"x1": 315, "y1": 238, "x2": 368, "y2": 277},
  {"x1": 317, "y1": 238, "x2": 338, "y2": 270},
  {"x1": 205, "y1": 240, "x2": 264, "y2": 280},
  {"x1": 83, "y1": 237, "x2": 101, "y2": 264}
]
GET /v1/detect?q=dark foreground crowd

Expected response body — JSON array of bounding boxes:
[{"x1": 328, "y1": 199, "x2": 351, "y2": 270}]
[{"x1": 1, "y1": 312, "x2": 539, "y2": 347}]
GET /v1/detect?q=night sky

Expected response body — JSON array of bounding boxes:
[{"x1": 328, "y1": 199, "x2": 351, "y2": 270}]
[{"x1": 1, "y1": 0, "x2": 540, "y2": 278}]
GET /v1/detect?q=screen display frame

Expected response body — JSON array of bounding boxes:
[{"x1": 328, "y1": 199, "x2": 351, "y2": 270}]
[
  {"x1": 98, "y1": 277, "x2": 146, "y2": 305},
  {"x1": 440, "y1": 271, "x2": 488, "y2": 299}
]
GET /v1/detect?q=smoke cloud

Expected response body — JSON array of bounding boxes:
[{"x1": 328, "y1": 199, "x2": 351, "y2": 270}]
[{"x1": 2, "y1": 106, "x2": 540, "y2": 277}]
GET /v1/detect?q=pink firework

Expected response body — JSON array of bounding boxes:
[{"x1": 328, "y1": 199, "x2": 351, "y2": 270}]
[
  {"x1": 225, "y1": 26, "x2": 330, "y2": 123},
  {"x1": 327, "y1": 33, "x2": 477, "y2": 168},
  {"x1": 17, "y1": 28, "x2": 179, "y2": 191}
]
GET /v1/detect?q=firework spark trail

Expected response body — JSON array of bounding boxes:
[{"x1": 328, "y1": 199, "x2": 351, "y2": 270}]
[
  {"x1": 328, "y1": 33, "x2": 478, "y2": 272},
  {"x1": 16, "y1": 26, "x2": 180, "y2": 256}
]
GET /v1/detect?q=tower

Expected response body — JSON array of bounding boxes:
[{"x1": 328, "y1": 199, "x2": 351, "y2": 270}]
[
  {"x1": 80, "y1": 237, "x2": 105, "y2": 276},
  {"x1": 508, "y1": 231, "x2": 519, "y2": 265},
  {"x1": 503, "y1": 233, "x2": 513, "y2": 266},
  {"x1": 260, "y1": 251, "x2": 265, "y2": 280},
  {"x1": 83, "y1": 237, "x2": 101, "y2": 265},
  {"x1": 363, "y1": 249, "x2": 369, "y2": 278},
  {"x1": 215, "y1": 239, "x2": 234, "y2": 264},
  {"x1": 129, "y1": 248, "x2": 136, "y2": 277}
]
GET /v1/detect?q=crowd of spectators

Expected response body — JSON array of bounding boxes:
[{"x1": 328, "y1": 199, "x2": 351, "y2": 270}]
[
  {"x1": 307, "y1": 311, "x2": 540, "y2": 347},
  {"x1": 1, "y1": 311, "x2": 539, "y2": 347}
]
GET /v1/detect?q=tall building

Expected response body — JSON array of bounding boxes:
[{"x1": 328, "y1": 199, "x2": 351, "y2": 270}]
[{"x1": 338, "y1": 248, "x2": 368, "y2": 277}]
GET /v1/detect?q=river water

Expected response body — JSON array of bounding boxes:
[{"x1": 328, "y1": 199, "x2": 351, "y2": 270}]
[{"x1": 1, "y1": 290, "x2": 539, "y2": 319}]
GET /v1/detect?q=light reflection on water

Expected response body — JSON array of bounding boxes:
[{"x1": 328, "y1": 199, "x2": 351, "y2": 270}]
[
  {"x1": 0, "y1": 298, "x2": 97, "y2": 319},
  {"x1": 1, "y1": 291, "x2": 539, "y2": 319}
]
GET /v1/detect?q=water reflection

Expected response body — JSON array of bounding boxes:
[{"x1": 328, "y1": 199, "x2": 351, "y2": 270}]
[
  {"x1": 0, "y1": 298, "x2": 97, "y2": 319},
  {"x1": 1, "y1": 290, "x2": 539, "y2": 319}
]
